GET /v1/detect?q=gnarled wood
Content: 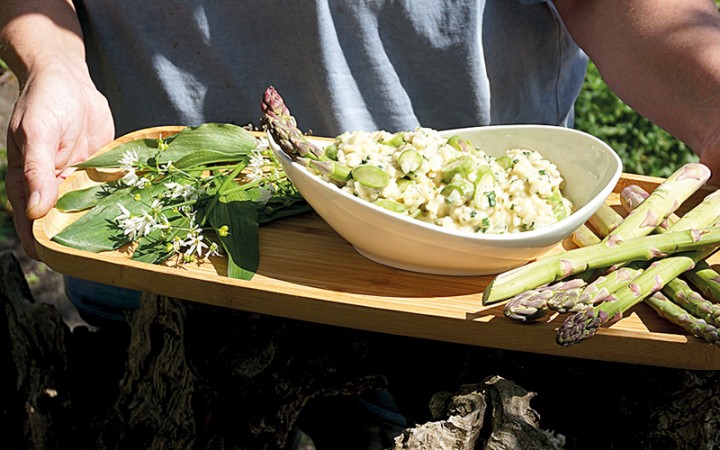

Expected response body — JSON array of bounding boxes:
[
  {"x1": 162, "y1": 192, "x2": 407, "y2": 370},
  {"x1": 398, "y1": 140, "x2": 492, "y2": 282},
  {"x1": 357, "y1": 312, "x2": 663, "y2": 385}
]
[
  {"x1": 0, "y1": 250, "x2": 73, "y2": 449},
  {"x1": 393, "y1": 377, "x2": 564, "y2": 450}
]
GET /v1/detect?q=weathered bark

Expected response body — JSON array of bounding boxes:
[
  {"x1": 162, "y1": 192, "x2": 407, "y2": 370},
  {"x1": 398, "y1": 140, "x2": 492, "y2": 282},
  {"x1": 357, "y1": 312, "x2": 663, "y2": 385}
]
[
  {"x1": 482, "y1": 376, "x2": 564, "y2": 449},
  {"x1": 649, "y1": 371, "x2": 720, "y2": 449},
  {"x1": 100, "y1": 294, "x2": 390, "y2": 449},
  {"x1": 393, "y1": 377, "x2": 564, "y2": 450},
  {"x1": 0, "y1": 250, "x2": 74, "y2": 450}
]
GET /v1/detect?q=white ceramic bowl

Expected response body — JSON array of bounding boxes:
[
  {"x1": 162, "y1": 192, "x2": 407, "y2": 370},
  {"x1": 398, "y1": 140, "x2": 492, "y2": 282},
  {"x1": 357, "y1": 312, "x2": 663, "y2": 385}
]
[{"x1": 268, "y1": 125, "x2": 622, "y2": 275}]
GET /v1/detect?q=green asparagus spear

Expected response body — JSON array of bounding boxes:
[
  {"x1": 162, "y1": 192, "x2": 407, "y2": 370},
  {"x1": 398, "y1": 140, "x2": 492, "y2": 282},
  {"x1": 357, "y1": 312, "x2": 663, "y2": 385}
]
[
  {"x1": 503, "y1": 288, "x2": 555, "y2": 322},
  {"x1": 557, "y1": 250, "x2": 704, "y2": 345},
  {"x1": 620, "y1": 184, "x2": 720, "y2": 303},
  {"x1": 617, "y1": 185, "x2": 720, "y2": 343},
  {"x1": 602, "y1": 163, "x2": 710, "y2": 245},
  {"x1": 586, "y1": 204, "x2": 623, "y2": 238},
  {"x1": 503, "y1": 217, "x2": 600, "y2": 323},
  {"x1": 262, "y1": 86, "x2": 352, "y2": 183},
  {"x1": 661, "y1": 277, "x2": 720, "y2": 326},
  {"x1": 619, "y1": 184, "x2": 676, "y2": 231},
  {"x1": 645, "y1": 292, "x2": 720, "y2": 344},
  {"x1": 545, "y1": 275, "x2": 599, "y2": 313},
  {"x1": 261, "y1": 86, "x2": 324, "y2": 160},
  {"x1": 510, "y1": 180, "x2": 720, "y2": 317},
  {"x1": 574, "y1": 264, "x2": 644, "y2": 306},
  {"x1": 484, "y1": 226, "x2": 720, "y2": 304},
  {"x1": 572, "y1": 224, "x2": 602, "y2": 248},
  {"x1": 685, "y1": 260, "x2": 720, "y2": 303},
  {"x1": 485, "y1": 164, "x2": 711, "y2": 304},
  {"x1": 555, "y1": 185, "x2": 720, "y2": 344},
  {"x1": 503, "y1": 273, "x2": 593, "y2": 322}
]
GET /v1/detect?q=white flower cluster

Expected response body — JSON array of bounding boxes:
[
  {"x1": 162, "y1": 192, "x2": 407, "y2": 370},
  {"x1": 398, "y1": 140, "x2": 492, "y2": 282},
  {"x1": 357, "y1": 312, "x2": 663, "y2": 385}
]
[
  {"x1": 114, "y1": 202, "x2": 219, "y2": 261},
  {"x1": 119, "y1": 148, "x2": 150, "y2": 188},
  {"x1": 109, "y1": 135, "x2": 293, "y2": 266},
  {"x1": 114, "y1": 200, "x2": 168, "y2": 241}
]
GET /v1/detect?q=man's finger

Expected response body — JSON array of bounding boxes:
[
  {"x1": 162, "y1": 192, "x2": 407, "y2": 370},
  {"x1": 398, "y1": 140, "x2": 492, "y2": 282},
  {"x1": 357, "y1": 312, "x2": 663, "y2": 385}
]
[
  {"x1": 14, "y1": 129, "x2": 60, "y2": 220},
  {"x1": 5, "y1": 155, "x2": 40, "y2": 260}
]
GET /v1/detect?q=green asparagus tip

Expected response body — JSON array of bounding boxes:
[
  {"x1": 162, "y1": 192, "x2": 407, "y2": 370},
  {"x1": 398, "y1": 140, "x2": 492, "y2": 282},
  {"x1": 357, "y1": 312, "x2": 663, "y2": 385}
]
[
  {"x1": 556, "y1": 309, "x2": 612, "y2": 346},
  {"x1": 261, "y1": 86, "x2": 290, "y2": 117},
  {"x1": 503, "y1": 289, "x2": 553, "y2": 322}
]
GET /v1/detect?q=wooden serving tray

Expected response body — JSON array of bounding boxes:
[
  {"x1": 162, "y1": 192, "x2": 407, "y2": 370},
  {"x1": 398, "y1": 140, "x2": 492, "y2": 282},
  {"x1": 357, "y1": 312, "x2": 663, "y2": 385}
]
[{"x1": 33, "y1": 126, "x2": 720, "y2": 370}]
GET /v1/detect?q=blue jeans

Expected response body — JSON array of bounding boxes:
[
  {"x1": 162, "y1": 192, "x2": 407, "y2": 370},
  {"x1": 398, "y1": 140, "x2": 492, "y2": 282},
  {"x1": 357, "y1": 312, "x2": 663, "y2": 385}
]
[{"x1": 64, "y1": 276, "x2": 141, "y2": 326}]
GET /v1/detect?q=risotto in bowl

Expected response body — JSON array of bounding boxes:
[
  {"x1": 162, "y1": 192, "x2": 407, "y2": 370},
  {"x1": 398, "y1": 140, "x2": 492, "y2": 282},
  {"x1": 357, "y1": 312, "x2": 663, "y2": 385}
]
[{"x1": 268, "y1": 125, "x2": 622, "y2": 275}]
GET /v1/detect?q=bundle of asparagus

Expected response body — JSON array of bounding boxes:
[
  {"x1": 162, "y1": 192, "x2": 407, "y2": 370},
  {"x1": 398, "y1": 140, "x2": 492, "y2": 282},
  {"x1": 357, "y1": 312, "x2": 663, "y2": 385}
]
[{"x1": 488, "y1": 162, "x2": 720, "y2": 345}]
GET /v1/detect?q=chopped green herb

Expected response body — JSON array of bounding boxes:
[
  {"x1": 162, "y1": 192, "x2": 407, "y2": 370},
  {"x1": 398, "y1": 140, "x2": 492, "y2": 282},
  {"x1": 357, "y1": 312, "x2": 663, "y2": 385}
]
[
  {"x1": 481, "y1": 217, "x2": 490, "y2": 232},
  {"x1": 485, "y1": 191, "x2": 497, "y2": 207}
]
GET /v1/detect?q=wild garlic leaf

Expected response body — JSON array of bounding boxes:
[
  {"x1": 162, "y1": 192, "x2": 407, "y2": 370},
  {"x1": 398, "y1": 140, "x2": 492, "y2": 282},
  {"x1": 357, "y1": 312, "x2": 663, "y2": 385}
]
[
  {"x1": 208, "y1": 200, "x2": 259, "y2": 280},
  {"x1": 173, "y1": 148, "x2": 246, "y2": 169},
  {"x1": 76, "y1": 138, "x2": 165, "y2": 169},
  {"x1": 158, "y1": 123, "x2": 256, "y2": 166},
  {"x1": 56, "y1": 183, "x2": 119, "y2": 212},
  {"x1": 56, "y1": 122, "x2": 308, "y2": 280},
  {"x1": 52, "y1": 181, "x2": 169, "y2": 252},
  {"x1": 77, "y1": 123, "x2": 256, "y2": 169},
  {"x1": 258, "y1": 196, "x2": 312, "y2": 224}
]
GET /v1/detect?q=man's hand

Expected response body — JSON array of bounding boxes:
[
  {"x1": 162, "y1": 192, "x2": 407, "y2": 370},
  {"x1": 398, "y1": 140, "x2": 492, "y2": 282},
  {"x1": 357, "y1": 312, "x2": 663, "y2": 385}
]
[
  {"x1": 0, "y1": 0, "x2": 113, "y2": 258},
  {"x1": 5, "y1": 57, "x2": 114, "y2": 259}
]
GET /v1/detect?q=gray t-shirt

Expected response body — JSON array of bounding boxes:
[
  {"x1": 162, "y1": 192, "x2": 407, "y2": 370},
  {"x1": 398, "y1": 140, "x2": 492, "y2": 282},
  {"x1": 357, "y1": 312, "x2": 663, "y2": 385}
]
[{"x1": 75, "y1": 0, "x2": 587, "y2": 138}]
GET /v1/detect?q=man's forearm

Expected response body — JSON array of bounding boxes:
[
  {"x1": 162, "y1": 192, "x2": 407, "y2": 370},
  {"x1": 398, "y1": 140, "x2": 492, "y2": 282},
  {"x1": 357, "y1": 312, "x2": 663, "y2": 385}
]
[
  {"x1": 0, "y1": 0, "x2": 85, "y2": 83},
  {"x1": 555, "y1": 0, "x2": 720, "y2": 178}
]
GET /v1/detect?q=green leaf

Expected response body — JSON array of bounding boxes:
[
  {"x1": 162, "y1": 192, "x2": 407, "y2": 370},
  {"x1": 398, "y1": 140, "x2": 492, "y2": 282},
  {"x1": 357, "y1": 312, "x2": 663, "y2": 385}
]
[
  {"x1": 207, "y1": 200, "x2": 259, "y2": 280},
  {"x1": 77, "y1": 138, "x2": 165, "y2": 168},
  {"x1": 256, "y1": 181, "x2": 311, "y2": 224},
  {"x1": 56, "y1": 184, "x2": 119, "y2": 212},
  {"x1": 173, "y1": 148, "x2": 247, "y2": 169},
  {"x1": 159, "y1": 123, "x2": 257, "y2": 166},
  {"x1": 131, "y1": 232, "x2": 175, "y2": 265},
  {"x1": 52, "y1": 181, "x2": 169, "y2": 252},
  {"x1": 76, "y1": 123, "x2": 257, "y2": 170}
]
